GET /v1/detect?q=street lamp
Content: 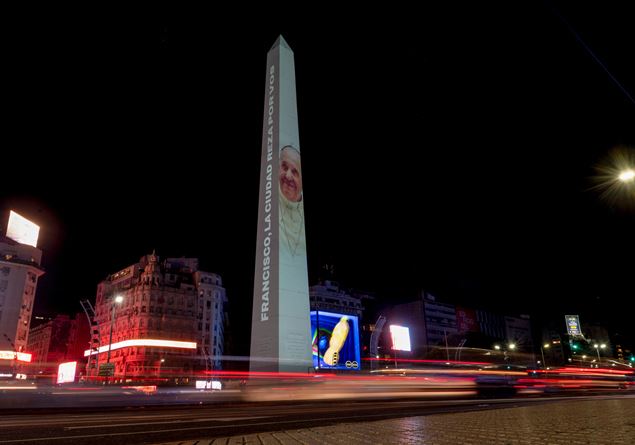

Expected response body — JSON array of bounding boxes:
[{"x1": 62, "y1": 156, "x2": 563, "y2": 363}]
[
  {"x1": 506, "y1": 343, "x2": 516, "y2": 365},
  {"x1": 618, "y1": 169, "x2": 635, "y2": 182},
  {"x1": 540, "y1": 343, "x2": 550, "y2": 369},
  {"x1": 593, "y1": 343, "x2": 606, "y2": 365},
  {"x1": 106, "y1": 295, "x2": 124, "y2": 366}
]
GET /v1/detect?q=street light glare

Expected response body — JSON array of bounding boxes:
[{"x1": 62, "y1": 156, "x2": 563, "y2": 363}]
[
  {"x1": 543, "y1": 343, "x2": 550, "y2": 348},
  {"x1": 591, "y1": 147, "x2": 635, "y2": 209},
  {"x1": 115, "y1": 295, "x2": 124, "y2": 304},
  {"x1": 618, "y1": 169, "x2": 635, "y2": 182}
]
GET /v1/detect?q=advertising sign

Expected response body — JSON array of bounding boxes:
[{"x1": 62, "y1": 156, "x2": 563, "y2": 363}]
[
  {"x1": 456, "y1": 307, "x2": 479, "y2": 333},
  {"x1": 57, "y1": 361, "x2": 77, "y2": 384},
  {"x1": 311, "y1": 311, "x2": 360, "y2": 370},
  {"x1": 6, "y1": 210, "x2": 40, "y2": 247},
  {"x1": 565, "y1": 315, "x2": 582, "y2": 337},
  {"x1": 390, "y1": 325, "x2": 412, "y2": 352}
]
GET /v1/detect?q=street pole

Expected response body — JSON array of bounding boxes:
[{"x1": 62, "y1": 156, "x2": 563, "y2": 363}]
[
  {"x1": 106, "y1": 302, "x2": 116, "y2": 365},
  {"x1": 444, "y1": 329, "x2": 450, "y2": 362},
  {"x1": 540, "y1": 347, "x2": 546, "y2": 369},
  {"x1": 105, "y1": 295, "x2": 123, "y2": 383}
]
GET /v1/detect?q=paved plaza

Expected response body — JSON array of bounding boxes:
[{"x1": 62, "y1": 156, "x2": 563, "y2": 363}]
[{"x1": 156, "y1": 397, "x2": 635, "y2": 444}]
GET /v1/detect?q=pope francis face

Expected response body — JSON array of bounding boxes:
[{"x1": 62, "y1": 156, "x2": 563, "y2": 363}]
[{"x1": 279, "y1": 146, "x2": 303, "y2": 202}]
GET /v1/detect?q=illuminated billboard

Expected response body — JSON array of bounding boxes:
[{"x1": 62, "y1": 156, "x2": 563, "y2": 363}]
[
  {"x1": 390, "y1": 325, "x2": 412, "y2": 352},
  {"x1": 57, "y1": 361, "x2": 77, "y2": 384},
  {"x1": 565, "y1": 315, "x2": 582, "y2": 337},
  {"x1": 84, "y1": 339, "x2": 196, "y2": 356},
  {"x1": 311, "y1": 311, "x2": 360, "y2": 370},
  {"x1": 6, "y1": 210, "x2": 40, "y2": 247},
  {"x1": 0, "y1": 351, "x2": 32, "y2": 362}
]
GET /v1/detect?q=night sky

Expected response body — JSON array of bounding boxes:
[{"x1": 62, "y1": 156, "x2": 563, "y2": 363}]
[{"x1": 3, "y1": 4, "x2": 634, "y2": 355}]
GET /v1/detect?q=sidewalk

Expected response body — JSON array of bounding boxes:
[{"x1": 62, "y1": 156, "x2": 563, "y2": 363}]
[{"x1": 155, "y1": 396, "x2": 635, "y2": 444}]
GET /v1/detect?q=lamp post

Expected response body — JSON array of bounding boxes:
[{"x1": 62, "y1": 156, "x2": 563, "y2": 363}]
[
  {"x1": 594, "y1": 343, "x2": 606, "y2": 366},
  {"x1": 106, "y1": 295, "x2": 124, "y2": 366},
  {"x1": 540, "y1": 343, "x2": 550, "y2": 369}
]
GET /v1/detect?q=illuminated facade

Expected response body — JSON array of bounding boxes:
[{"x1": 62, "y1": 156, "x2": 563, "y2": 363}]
[
  {"x1": 88, "y1": 253, "x2": 226, "y2": 381},
  {"x1": 0, "y1": 236, "x2": 44, "y2": 368},
  {"x1": 250, "y1": 36, "x2": 312, "y2": 372}
]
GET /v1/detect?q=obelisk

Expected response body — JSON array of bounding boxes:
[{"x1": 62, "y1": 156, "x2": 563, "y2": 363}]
[{"x1": 250, "y1": 36, "x2": 312, "y2": 373}]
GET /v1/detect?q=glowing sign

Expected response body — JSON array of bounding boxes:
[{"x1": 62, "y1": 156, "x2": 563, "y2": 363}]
[
  {"x1": 6, "y1": 211, "x2": 40, "y2": 247},
  {"x1": 390, "y1": 325, "x2": 411, "y2": 352},
  {"x1": 0, "y1": 351, "x2": 15, "y2": 360},
  {"x1": 57, "y1": 361, "x2": 77, "y2": 384},
  {"x1": 195, "y1": 380, "x2": 222, "y2": 390},
  {"x1": 565, "y1": 315, "x2": 582, "y2": 336},
  {"x1": 84, "y1": 339, "x2": 196, "y2": 357},
  {"x1": 16, "y1": 352, "x2": 32, "y2": 362},
  {"x1": 0, "y1": 351, "x2": 32, "y2": 362},
  {"x1": 311, "y1": 311, "x2": 361, "y2": 370}
]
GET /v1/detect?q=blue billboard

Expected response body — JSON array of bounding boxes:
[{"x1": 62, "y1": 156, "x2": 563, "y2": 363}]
[{"x1": 311, "y1": 311, "x2": 360, "y2": 370}]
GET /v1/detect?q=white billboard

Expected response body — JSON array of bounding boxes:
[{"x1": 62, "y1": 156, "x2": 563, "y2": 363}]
[
  {"x1": 6, "y1": 210, "x2": 40, "y2": 247},
  {"x1": 390, "y1": 325, "x2": 412, "y2": 352},
  {"x1": 57, "y1": 361, "x2": 77, "y2": 384}
]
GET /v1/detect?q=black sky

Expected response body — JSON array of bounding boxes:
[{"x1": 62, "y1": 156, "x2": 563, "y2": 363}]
[{"x1": 2, "y1": 4, "x2": 634, "y2": 353}]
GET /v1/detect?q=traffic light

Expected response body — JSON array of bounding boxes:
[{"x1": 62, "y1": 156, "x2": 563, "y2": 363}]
[
  {"x1": 571, "y1": 343, "x2": 579, "y2": 350},
  {"x1": 630, "y1": 356, "x2": 635, "y2": 362}
]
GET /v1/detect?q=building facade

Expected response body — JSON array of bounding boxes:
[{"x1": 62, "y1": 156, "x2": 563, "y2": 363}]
[
  {"x1": 27, "y1": 314, "x2": 71, "y2": 375},
  {"x1": 0, "y1": 237, "x2": 44, "y2": 372},
  {"x1": 309, "y1": 280, "x2": 366, "y2": 319},
  {"x1": 87, "y1": 253, "x2": 227, "y2": 382}
]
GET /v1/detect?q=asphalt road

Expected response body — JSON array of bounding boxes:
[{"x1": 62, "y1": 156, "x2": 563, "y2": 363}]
[{"x1": 1, "y1": 394, "x2": 632, "y2": 445}]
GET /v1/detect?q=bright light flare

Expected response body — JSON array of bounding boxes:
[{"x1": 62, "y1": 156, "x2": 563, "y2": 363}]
[
  {"x1": 619, "y1": 169, "x2": 635, "y2": 182},
  {"x1": 591, "y1": 146, "x2": 635, "y2": 209}
]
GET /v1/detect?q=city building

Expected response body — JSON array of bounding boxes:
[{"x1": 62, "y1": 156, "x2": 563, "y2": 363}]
[
  {"x1": 27, "y1": 314, "x2": 71, "y2": 375},
  {"x1": 387, "y1": 292, "x2": 538, "y2": 364},
  {"x1": 87, "y1": 252, "x2": 227, "y2": 382},
  {"x1": 388, "y1": 292, "x2": 458, "y2": 358},
  {"x1": 309, "y1": 280, "x2": 367, "y2": 319},
  {"x1": 0, "y1": 215, "x2": 44, "y2": 374},
  {"x1": 65, "y1": 312, "x2": 91, "y2": 363},
  {"x1": 504, "y1": 314, "x2": 534, "y2": 353},
  {"x1": 25, "y1": 312, "x2": 91, "y2": 380}
]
